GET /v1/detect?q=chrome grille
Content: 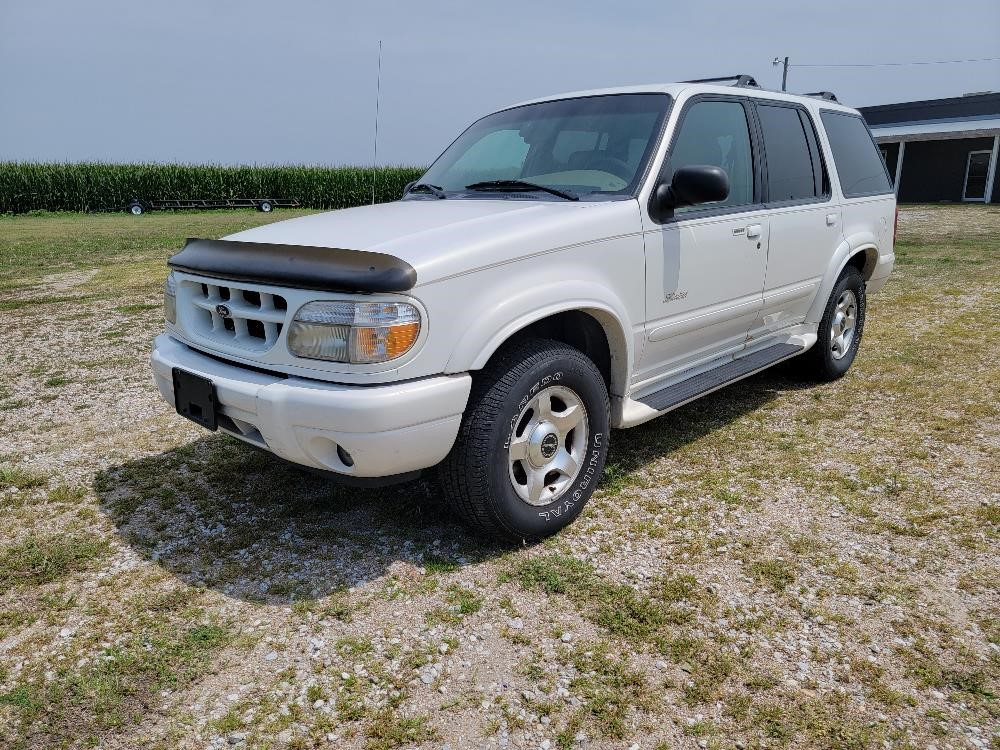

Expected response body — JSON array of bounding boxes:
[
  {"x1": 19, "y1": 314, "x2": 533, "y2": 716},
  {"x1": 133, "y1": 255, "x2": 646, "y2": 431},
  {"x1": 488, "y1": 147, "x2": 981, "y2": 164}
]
[{"x1": 183, "y1": 280, "x2": 287, "y2": 352}]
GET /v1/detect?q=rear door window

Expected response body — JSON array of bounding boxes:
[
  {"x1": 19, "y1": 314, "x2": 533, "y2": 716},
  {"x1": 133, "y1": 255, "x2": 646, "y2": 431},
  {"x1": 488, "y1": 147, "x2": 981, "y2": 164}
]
[
  {"x1": 820, "y1": 111, "x2": 893, "y2": 198},
  {"x1": 757, "y1": 104, "x2": 825, "y2": 202}
]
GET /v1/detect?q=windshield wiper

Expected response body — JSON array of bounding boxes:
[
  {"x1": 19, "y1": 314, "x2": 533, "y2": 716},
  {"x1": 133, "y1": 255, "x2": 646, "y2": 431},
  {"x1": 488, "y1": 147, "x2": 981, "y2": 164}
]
[
  {"x1": 464, "y1": 180, "x2": 578, "y2": 201},
  {"x1": 407, "y1": 183, "x2": 447, "y2": 199}
]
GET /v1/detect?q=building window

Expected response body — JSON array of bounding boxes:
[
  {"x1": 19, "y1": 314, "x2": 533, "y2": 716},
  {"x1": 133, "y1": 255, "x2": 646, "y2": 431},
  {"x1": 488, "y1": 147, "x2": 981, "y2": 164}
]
[{"x1": 963, "y1": 150, "x2": 991, "y2": 202}]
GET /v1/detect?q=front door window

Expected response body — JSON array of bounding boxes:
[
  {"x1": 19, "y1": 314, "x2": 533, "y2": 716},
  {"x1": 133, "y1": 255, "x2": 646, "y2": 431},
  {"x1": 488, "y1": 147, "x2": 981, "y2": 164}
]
[{"x1": 664, "y1": 100, "x2": 755, "y2": 213}]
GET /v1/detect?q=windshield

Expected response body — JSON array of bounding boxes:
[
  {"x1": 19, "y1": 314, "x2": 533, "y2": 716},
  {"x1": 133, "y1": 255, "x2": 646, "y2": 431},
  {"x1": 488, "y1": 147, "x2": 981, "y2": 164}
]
[{"x1": 416, "y1": 93, "x2": 671, "y2": 200}]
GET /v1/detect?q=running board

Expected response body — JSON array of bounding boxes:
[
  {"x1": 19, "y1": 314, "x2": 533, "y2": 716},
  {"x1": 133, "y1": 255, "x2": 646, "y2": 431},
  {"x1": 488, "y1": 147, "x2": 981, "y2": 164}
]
[{"x1": 637, "y1": 343, "x2": 804, "y2": 413}]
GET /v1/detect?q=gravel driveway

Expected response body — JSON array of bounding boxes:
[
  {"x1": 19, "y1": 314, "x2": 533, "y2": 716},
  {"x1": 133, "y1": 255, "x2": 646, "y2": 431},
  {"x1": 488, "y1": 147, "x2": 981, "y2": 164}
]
[{"x1": 0, "y1": 205, "x2": 997, "y2": 749}]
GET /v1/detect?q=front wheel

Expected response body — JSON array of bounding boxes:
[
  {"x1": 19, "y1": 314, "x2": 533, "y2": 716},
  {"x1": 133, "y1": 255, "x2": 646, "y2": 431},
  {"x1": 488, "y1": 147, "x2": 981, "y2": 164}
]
[
  {"x1": 803, "y1": 266, "x2": 867, "y2": 381},
  {"x1": 439, "y1": 338, "x2": 610, "y2": 541}
]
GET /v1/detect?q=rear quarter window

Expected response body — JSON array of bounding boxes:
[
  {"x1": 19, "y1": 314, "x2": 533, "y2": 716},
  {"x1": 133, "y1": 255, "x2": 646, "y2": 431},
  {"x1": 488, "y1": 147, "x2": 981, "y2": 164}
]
[{"x1": 820, "y1": 111, "x2": 893, "y2": 198}]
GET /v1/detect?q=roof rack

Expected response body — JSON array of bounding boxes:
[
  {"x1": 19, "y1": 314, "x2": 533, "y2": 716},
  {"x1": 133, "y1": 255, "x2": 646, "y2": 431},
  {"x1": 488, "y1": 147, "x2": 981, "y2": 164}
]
[
  {"x1": 682, "y1": 74, "x2": 760, "y2": 89},
  {"x1": 805, "y1": 90, "x2": 839, "y2": 102}
]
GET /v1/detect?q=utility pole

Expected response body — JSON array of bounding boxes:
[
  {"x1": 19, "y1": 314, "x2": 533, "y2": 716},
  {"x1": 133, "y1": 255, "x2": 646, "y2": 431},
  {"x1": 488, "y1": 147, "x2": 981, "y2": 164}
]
[
  {"x1": 371, "y1": 40, "x2": 382, "y2": 205},
  {"x1": 772, "y1": 56, "x2": 789, "y2": 91}
]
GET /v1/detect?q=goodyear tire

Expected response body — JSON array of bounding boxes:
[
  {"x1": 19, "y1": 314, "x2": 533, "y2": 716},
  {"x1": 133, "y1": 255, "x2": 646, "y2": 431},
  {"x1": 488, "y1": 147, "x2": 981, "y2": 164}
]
[{"x1": 440, "y1": 338, "x2": 610, "y2": 542}]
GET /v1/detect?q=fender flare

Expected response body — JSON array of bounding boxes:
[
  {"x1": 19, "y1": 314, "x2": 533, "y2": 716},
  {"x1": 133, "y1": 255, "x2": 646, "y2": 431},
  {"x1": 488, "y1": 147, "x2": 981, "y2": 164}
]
[
  {"x1": 443, "y1": 279, "x2": 635, "y2": 398},
  {"x1": 805, "y1": 232, "x2": 879, "y2": 324}
]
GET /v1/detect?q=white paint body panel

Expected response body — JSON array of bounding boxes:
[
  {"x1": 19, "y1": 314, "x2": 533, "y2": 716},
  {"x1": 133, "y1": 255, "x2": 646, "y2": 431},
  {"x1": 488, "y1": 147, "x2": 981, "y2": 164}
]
[
  {"x1": 151, "y1": 334, "x2": 471, "y2": 477},
  {"x1": 756, "y1": 202, "x2": 842, "y2": 337},
  {"x1": 636, "y1": 209, "x2": 769, "y2": 389},
  {"x1": 151, "y1": 81, "x2": 895, "y2": 478}
]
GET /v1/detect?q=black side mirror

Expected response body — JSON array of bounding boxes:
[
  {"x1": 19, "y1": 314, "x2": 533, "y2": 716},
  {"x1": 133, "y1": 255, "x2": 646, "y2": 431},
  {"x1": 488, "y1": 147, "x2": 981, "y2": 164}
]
[
  {"x1": 652, "y1": 165, "x2": 730, "y2": 219},
  {"x1": 402, "y1": 180, "x2": 416, "y2": 197}
]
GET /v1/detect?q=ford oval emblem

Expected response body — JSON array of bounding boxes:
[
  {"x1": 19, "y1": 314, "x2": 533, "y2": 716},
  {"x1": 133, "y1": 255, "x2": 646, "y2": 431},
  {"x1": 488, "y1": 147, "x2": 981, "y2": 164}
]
[{"x1": 216, "y1": 303, "x2": 231, "y2": 318}]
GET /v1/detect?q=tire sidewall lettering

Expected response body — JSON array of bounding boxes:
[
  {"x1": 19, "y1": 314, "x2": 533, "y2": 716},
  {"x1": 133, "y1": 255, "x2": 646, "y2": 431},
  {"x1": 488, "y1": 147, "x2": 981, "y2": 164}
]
[
  {"x1": 538, "y1": 431, "x2": 604, "y2": 521},
  {"x1": 503, "y1": 371, "x2": 562, "y2": 450}
]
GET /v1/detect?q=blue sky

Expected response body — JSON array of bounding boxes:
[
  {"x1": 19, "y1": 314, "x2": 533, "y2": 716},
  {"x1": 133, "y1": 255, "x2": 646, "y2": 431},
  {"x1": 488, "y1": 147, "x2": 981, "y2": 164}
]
[{"x1": 1, "y1": 0, "x2": 997, "y2": 166}]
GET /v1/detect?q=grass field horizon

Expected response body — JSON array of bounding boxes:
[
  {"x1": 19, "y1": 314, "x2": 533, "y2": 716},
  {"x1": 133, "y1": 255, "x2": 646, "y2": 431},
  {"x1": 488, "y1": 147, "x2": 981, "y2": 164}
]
[{"x1": 0, "y1": 162, "x2": 425, "y2": 214}]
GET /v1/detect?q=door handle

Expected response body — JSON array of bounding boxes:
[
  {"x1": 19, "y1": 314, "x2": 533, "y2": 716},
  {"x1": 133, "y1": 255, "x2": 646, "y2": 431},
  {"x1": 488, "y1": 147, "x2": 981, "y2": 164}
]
[
  {"x1": 745, "y1": 224, "x2": 762, "y2": 239},
  {"x1": 826, "y1": 213, "x2": 838, "y2": 226}
]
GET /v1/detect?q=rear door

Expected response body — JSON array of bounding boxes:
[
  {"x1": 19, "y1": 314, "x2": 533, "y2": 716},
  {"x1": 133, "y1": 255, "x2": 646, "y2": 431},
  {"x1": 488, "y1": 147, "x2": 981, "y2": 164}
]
[
  {"x1": 750, "y1": 100, "x2": 839, "y2": 339},
  {"x1": 637, "y1": 96, "x2": 768, "y2": 386}
]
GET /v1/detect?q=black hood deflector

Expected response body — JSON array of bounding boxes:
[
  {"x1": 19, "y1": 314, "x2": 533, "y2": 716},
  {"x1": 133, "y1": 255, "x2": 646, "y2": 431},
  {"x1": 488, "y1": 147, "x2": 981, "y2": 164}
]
[{"x1": 168, "y1": 238, "x2": 417, "y2": 293}]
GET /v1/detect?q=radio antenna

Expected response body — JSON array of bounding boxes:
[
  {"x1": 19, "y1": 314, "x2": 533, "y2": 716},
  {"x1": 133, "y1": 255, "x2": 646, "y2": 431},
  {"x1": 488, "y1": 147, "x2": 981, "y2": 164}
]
[{"x1": 371, "y1": 40, "x2": 382, "y2": 205}]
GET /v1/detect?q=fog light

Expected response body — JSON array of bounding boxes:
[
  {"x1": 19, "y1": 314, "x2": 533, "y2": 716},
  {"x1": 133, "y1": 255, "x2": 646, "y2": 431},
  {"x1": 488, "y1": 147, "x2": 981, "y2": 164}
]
[{"x1": 336, "y1": 444, "x2": 354, "y2": 467}]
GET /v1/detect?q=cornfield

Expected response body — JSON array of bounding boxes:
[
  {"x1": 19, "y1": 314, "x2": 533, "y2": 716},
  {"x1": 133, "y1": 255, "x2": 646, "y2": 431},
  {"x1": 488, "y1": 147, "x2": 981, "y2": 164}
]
[{"x1": 0, "y1": 162, "x2": 425, "y2": 214}]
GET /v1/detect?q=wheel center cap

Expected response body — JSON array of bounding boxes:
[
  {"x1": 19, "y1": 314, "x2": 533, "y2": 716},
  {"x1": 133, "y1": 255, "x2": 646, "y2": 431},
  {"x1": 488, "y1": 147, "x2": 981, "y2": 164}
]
[
  {"x1": 527, "y1": 422, "x2": 560, "y2": 467},
  {"x1": 540, "y1": 433, "x2": 559, "y2": 460}
]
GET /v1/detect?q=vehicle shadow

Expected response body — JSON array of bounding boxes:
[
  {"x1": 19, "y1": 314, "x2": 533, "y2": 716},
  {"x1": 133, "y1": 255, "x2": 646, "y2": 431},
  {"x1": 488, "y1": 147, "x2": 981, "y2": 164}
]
[
  {"x1": 94, "y1": 363, "x2": 808, "y2": 604},
  {"x1": 93, "y1": 434, "x2": 493, "y2": 604},
  {"x1": 602, "y1": 359, "x2": 811, "y2": 481}
]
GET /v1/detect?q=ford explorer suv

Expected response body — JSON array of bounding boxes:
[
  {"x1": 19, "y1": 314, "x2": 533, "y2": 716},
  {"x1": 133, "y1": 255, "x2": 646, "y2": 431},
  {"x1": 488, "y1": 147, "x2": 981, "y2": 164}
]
[{"x1": 152, "y1": 74, "x2": 896, "y2": 541}]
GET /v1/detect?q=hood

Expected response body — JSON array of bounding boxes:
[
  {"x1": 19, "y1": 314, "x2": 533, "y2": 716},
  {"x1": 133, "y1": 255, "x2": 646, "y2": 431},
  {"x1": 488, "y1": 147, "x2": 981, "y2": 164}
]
[{"x1": 224, "y1": 198, "x2": 641, "y2": 286}]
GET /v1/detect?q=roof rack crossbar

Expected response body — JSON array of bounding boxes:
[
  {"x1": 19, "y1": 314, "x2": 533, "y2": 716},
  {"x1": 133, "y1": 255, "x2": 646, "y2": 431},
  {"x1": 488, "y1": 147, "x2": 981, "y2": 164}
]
[
  {"x1": 682, "y1": 74, "x2": 760, "y2": 89},
  {"x1": 804, "y1": 90, "x2": 839, "y2": 102}
]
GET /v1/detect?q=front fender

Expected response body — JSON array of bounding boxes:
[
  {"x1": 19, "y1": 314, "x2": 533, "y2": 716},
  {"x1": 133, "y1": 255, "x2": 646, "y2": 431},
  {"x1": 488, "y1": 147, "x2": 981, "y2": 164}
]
[{"x1": 443, "y1": 278, "x2": 635, "y2": 397}]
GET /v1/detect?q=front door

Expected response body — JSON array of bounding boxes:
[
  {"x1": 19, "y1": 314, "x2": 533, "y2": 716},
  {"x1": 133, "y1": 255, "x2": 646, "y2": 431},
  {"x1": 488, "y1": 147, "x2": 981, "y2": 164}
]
[{"x1": 636, "y1": 97, "x2": 767, "y2": 388}]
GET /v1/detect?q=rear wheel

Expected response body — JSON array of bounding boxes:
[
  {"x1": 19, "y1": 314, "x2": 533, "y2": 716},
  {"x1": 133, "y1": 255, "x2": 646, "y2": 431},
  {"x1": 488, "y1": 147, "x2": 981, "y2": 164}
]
[
  {"x1": 440, "y1": 338, "x2": 610, "y2": 541},
  {"x1": 129, "y1": 203, "x2": 144, "y2": 215},
  {"x1": 258, "y1": 200, "x2": 273, "y2": 213},
  {"x1": 804, "y1": 266, "x2": 866, "y2": 380}
]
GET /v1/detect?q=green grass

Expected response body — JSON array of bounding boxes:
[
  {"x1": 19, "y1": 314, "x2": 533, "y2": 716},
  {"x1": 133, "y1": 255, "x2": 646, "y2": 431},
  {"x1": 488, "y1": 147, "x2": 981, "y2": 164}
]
[
  {"x1": 0, "y1": 465, "x2": 49, "y2": 491},
  {"x1": 507, "y1": 554, "x2": 703, "y2": 642},
  {"x1": 746, "y1": 558, "x2": 798, "y2": 592},
  {"x1": 1, "y1": 617, "x2": 230, "y2": 746},
  {"x1": 365, "y1": 710, "x2": 437, "y2": 750},
  {"x1": 423, "y1": 553, "x2": 461, "y2": 573},
  {"x1": 335, "y1": 635, "x2": 373, "y2": 656},
  {"x1": 0, "y1": 533, "x2": 107, "y2": 592},
  {"x1": 427, "y1": 585, "x2": 484, "y2": 624},
  {"x1": 561, "y1": 643, "x2": 650, "y2": 739},
  {"x1": 0, "y1": 209, "x2": 324, "y2": 291}
]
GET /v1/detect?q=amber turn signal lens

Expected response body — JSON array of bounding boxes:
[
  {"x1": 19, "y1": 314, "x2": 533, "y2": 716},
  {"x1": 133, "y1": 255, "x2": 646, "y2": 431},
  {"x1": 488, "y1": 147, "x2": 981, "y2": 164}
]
[
  {"x1": 385, "y1": 321, "x2": 420, "y2": 359},
  {"x1": 351, "y1": 321, "x2": 420, "y2": 364}
]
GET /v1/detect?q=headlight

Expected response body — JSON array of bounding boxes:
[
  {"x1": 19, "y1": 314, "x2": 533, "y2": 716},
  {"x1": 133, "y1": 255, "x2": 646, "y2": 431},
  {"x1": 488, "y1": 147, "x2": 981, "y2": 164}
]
[
  {"x1": 164, "y1": 273, "x2": 177, "y2": 324},
  {"x1": 287, "y1": 301, "x2": 421, "y2": 364}
]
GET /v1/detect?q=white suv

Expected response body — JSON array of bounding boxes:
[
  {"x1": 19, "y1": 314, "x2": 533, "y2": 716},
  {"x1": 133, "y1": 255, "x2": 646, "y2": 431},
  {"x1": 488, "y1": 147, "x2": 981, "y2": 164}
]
[{"x1": 152, "y1": 75, "x2": 896, "y2": 540}]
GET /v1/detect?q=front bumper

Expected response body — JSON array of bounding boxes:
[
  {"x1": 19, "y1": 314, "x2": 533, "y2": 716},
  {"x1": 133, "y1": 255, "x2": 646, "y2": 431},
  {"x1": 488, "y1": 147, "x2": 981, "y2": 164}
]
[{"x1": 151, "y1": 334, "x2": 471, "y2": 477}]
